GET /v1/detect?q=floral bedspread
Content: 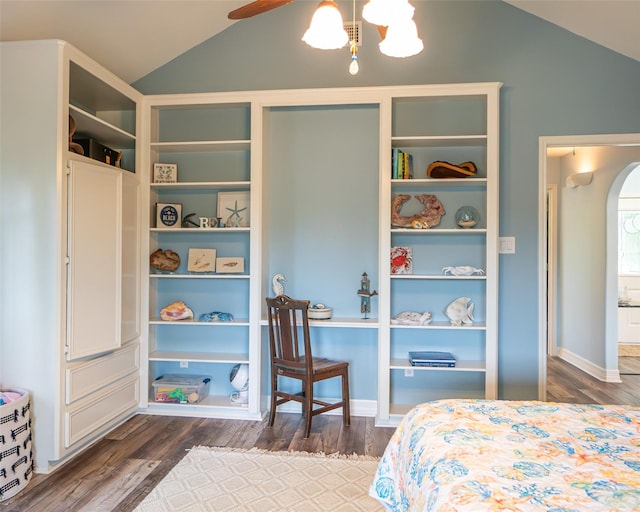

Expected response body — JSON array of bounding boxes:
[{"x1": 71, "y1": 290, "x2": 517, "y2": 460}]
[{"x1": 370, "y1": 399, "x2": 640, "y2": 511}]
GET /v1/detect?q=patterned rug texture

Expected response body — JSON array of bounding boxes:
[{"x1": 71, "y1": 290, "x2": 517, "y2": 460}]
[{"x1": 134, "y1": 446, "x2": 384, "y2": 511}]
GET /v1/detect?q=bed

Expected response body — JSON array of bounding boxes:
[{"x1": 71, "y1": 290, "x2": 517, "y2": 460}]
[{"x1": 370, "y1": 399, "x2": 640, "y2": 511}]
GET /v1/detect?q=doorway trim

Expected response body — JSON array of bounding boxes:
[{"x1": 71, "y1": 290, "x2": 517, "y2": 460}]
[
  {"x1": 537, "y1": 133, "x2": 640, "y2": 401},
  {"x1": 546, "y1": 183, "x2": 558, "y2": 358}
]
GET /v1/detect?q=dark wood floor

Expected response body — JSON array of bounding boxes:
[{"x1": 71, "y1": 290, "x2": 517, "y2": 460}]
[
  {"x1": 0, "y1": 412, "x2": 394, "y2": 512},
  {"x1": 546, "y1": 355, "x2": 640, "y2": 405},
  {"x1": 4, "y1": 357, "x2": 640, "y2": 511}
]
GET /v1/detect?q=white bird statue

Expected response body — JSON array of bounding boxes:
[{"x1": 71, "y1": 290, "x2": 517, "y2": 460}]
[{"x1": 272, "y1": 273, "x2": 286, "y2": 297}]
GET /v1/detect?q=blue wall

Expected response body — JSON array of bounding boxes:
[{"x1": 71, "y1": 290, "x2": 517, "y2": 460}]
[{"x1": 135, "y1": 0, "x2": 640, "y2": 399}]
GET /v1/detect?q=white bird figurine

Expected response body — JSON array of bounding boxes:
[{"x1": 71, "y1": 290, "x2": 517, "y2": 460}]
[{"x1": 272, "y1": 273, "x2": 286, "y2": 297}]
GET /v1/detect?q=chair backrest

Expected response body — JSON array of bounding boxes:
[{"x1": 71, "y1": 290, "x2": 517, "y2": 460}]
[{"x1": 266, "y1": 295, "x2": 312, "y2": 372}]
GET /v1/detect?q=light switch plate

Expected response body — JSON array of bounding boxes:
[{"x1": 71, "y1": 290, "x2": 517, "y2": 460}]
[{"x1": 499, "y1": 236, "x2": 516, "y2": 254}]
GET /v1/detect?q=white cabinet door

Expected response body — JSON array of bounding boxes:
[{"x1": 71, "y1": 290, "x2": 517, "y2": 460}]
[{"x1": 67, "y1": 160, "x2": 122, "y2": 360}]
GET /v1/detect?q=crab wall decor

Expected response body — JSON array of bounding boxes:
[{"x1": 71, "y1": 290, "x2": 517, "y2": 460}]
[{"x1": 391, "y1": 194, "x2": 446, "y2": 228}]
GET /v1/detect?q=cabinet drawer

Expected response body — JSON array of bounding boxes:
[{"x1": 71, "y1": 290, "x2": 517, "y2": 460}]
[
  {"x1": 64, "y1": 374, "x2": 139, "y2": 448},
  {"x1": 65, "y1": 343, "x2": 139, "y2": 404}
]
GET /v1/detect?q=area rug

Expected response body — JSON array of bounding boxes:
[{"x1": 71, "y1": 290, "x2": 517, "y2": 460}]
[{"x1": 134, "y1": 446, "x2": 384, "y2": 511}]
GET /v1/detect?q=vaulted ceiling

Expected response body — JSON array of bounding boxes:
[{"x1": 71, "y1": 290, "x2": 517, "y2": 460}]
[{"x1": 1, "y1": 1, "x2": 638, "y2": 84}]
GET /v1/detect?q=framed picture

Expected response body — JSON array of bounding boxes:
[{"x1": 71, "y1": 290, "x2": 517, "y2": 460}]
[
  {"x1": 153, "y1": 163, "x2": 178, "y2": 183},
  {"x1": 187, "y1": 248, "x2": 216, "y2": 273},
  {"x1": 216, "y1": 257, "x2": 245, "y2": 273},
  {"x1": 391, "y1": 246, "x2": 413, "y2": 274},
  {"x1": 156, "y1": 203, "x2": 182, "y2": 229},
  {"x1": 217, "y1": 191, "x2": 250, "y2": 227}
]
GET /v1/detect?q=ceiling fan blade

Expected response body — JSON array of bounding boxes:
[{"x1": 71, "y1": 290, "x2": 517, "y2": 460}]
[{"x1": 228, "y1": 0, "x2": 295, "y2": 20}]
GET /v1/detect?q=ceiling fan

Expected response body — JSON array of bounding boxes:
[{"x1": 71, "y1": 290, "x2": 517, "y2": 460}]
[
  {"x1": 227, "y1": 0, "x2": 423, "y2": 62},
  {"x1": 228, "y1": 0, "x2": 295, "y2": 20}
]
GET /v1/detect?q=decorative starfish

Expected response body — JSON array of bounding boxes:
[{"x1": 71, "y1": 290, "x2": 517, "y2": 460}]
[{"x1": 225, "y1": 200, "x2": 247, "y2": 227}]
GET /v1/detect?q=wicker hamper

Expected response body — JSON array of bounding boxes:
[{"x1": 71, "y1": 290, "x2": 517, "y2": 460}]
[{"x1": 0, "y1": 389, "x2": 33, "y2": 501}]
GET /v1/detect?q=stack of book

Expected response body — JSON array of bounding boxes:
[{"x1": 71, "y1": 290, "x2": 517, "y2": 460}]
[
  {"x1": 392, "y1": 148, "x2": 413, "y2": 179},
  {"x1": 409, "y1": 351, "x2": 456, "y2": 367}
]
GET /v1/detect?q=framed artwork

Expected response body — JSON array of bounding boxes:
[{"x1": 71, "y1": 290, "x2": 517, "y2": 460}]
[
  {"x1": 391, "y1": 246, "x2": 413, "y2": 274},
  {"x1": 153, "y1": 163, "x2": 178, "y2": 183},
  {"x1": 217, "y1": 191, "x2": 250, "y2": 227},
  {"x1": 156, "y1": 203, "x2": 182, "y2": 229},
  {"x1": 216, "y1": 257, "x2": 245, "y2": 273},
  {"x1": 187, "y1": 248, "x2": 216, "y2": 273}
]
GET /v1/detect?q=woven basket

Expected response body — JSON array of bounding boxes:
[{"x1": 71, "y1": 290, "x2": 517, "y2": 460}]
[{"x1": 0, "y1": 389, "x2": 33, "y2": 501}]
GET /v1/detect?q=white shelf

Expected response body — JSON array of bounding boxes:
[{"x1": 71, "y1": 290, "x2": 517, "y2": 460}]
[
  {"x1": 391, "y1": 228, "x2": 487, "y2": 234},
  {"x1": 260, "y1": 317, "x2": 379, "y2": 329},
  {"x1": 390, "y1": 359, "x2": 487, "y2": 371},
  {"x1": 149, "y1": 273, "x2": 250, "y2": 279},
  {"x1": 149, "y1": 317, "x2": 250, "y2": 326},
  {"x1": 150, "y1": 180, "x2": 250, "y2": 190},
  {"x1": 70, "y1": 104, "x2": 136, "y2": 148},
  {"x1": 391, "y1": 274, "x2": 486, "y2": 280},
  {"x1": 145, "y1": 395, "x2": 262, "y2": 421},
  {"x1": 150, "y1": 140, "x2": 250, "y2": 152},
  {"x1": 389, "y1": 321, "x2": 487, "y2": 330},
  {"x1": 392, "y1": 135, "x2": 487, "y2": 147},
  {"x1": 391, "y1": 177, "x2": 487, "y2": 187},
  {"x1": 150, "y1": 227, "x2": 250, "y2": 233},
  {"x1": 149, "y1": 351, "x2": 249, "y2": 363}
]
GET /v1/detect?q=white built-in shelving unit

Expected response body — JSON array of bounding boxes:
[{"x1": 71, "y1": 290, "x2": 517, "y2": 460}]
[
  {"x1": 1, "y1": 39, "x2": 142, "y2": 472},
  {"x1": 376, "y1": 84, "x2": 501, "y2": 425},
  {"x1": 141, "y1": 84, "x2": 500, "y2": 426}
]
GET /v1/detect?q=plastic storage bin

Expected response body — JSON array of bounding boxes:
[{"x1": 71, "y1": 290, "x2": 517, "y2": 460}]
[
  {"x1": 0, "y1": 389, "x2": 34, "y2": 501},
  {"x1": 152, "y1": 374, "x2": 211, "y2": 404}
]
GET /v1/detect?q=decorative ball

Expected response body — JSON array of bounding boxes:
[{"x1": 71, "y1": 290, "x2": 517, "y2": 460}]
[{"x1": 455, "y1": 206, "x2": 480, "y2": 229}]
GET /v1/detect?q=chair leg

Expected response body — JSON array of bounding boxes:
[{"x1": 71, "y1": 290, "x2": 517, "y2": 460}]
[
  {"x1": 303, "y1": 378, "x2": 313, "y2": 439},
  {"x1": 342, "y1": 369, "x2": 351, "y2": 427},
  {"x1": 268, "y1": 371, "x2": 278, "y2": 427}
]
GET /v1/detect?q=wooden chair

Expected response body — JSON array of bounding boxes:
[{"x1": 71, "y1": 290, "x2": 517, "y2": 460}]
[{"x1": 266, "y1": 295, "x2": 350, "y2": 438}]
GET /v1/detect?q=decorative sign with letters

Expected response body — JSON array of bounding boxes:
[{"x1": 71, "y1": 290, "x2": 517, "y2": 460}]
[
  {"x1": 156, "y1": 203, "x2": 182, "y2": 229},
  {"x1": 153, "y1": 163, "x2": 178, "y2": 183}
]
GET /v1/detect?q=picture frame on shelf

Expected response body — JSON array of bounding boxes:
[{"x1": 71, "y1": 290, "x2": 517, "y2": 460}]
[
  {"x1": 153, "y1": 163, "x2": 178, "y2": 183},
  {"x1": 156, "y1": 203, "x2": 182, "y2": 229},
  {"x1": 217, "y1": 191, "x2": 250, "y2": 227},
  {"x1": 216, "y1": 257, "x2": 245, "y2": 273},
  {"x1": 391, "y1": 246, "x2": 413, "y2": 274},
  {"x1": 187, "y1": 248, "x2": 216, "y2": 273}
]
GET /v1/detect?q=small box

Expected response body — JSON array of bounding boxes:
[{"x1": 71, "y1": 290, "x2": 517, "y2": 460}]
[
  {"x1": 152, "y1": 374, "x2": 211, "y2": 404},
  {"x1": 156, "y1": 203, "x2": 182, "y2": 229},
  {"x1": 76, "y1": 138, "x2": 122, "y2": 167},
  {"x1": 153, "y1": 163, "x2": 178, "y2": 183},
  {"x1": 215, "y1": 257, "x2": 244, "y2": 273}
]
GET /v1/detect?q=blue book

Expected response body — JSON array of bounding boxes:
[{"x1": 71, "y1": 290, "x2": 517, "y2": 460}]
[
  {"x1": 392, "y1": 148, "x2": 399, "y2": 179},
  {"x1": 409, "y1": 351, "x2": 456, "y2": 367}
]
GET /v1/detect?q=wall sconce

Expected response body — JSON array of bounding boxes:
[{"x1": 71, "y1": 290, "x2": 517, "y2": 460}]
[{"x1": 566, "y1": 171, "x2": 593, "y2": 188}]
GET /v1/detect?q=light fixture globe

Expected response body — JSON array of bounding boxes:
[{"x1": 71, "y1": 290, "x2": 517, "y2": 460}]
[
  {"x1": 379, "y1": 17, "x2": 424, "y2": 58},
  {"x1": 302, "y1": 0, "x2": 349, "y2": 50},
  {"x1": 229, "y1": 363, "x2": 249, "y2": 404},
  {"x1": 363, "y1": 0, "x2": 414, "y2": 26}
]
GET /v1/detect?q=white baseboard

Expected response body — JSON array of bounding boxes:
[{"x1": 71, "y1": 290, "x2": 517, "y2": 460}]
[{"x1": 557, "y1": 348, "x2": 622, "y2": 383}]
